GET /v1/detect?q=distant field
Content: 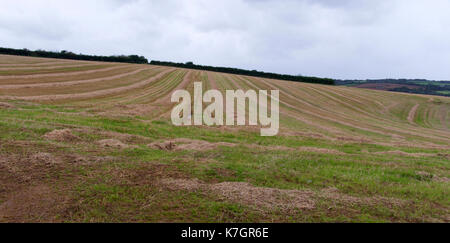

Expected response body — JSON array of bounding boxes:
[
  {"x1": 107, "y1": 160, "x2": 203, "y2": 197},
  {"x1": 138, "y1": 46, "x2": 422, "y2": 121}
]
[
  {"x1": 0, "y1": 54, "x2": 448, "y2": 222},
  {"x1": 354, "y1": 83, "x2": 422, "y2": 90},
  {"x1": 338, "y1": 79, "x2": 450, "y2": 97}
]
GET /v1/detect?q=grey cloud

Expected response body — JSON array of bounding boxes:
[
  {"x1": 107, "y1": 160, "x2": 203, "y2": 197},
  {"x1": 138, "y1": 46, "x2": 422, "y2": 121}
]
[{"x1": 1, "y1": 0, "x2": 449, "y2": 80}]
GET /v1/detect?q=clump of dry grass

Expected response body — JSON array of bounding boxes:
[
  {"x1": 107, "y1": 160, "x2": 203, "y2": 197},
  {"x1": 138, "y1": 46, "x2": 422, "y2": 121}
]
[
  {"x1": 148, "y1": 138, "x2": 235, "y2": 151},
  {"x1": 43, "y1": 129, "x2": 80, "y2": 142},
  {"x1": 97, "y1": 139, "x2": 130, "y2": 149},
  {"x1": 159, "y1": 178, "x2": 316, "y2": 212}
]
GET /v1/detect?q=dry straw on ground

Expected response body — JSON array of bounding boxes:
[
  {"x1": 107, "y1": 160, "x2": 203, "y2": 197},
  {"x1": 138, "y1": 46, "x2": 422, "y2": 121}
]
[{"x1": 43, "y1": 129, "x2": 80, "y2": 142}]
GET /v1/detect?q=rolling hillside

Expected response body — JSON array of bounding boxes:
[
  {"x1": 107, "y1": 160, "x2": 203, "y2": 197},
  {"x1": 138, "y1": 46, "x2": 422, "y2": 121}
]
[{"x1": 0, "y1": 54, "x2": 449, "y2": 222}]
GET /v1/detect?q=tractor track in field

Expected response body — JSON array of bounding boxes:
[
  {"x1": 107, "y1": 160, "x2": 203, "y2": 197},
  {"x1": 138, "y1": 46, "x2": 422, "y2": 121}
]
[
  {"x1": 0, "y1": 68, "x2": 175, "y2": 101},
  {"x1": 0, "y1": 65, "x2": 124, "y2": 80},
  {"x1": 153, "y1": 70, "x2": 193, "y2": 105},
  {"x1": 251, "y1": 77, "x2": 450, "y2": 142},
  {"x1": 408, "y1": 104, "x2": 419, "y2": 124},
  {"x1": 225, "y1": 74, "x2": 246, "y2": 90},
  {"x1": 0, "y1": 63, "x2": 101, "y2": 71},
  {"x1": 0, "y1": 67, "x2": 157, "y2": 89},
  {"x1": 439, "y1": 106, "x2": 449, "y2": 131},
  {"x1": 237, "y1": 75, "x2": 342, "y2": 134},
  {"x1": 0, "y1": 55, "x2": 449, "y2": 147},
  {"x1": 253, "y1": 77, "x2": 396, "y2": 137},
  {"x1": 152, "y1": 70, "x2": 194, "y2": 119},
  {"x1": 115, "y1": 69, "x2": 185, "y2": 104},
  {"x1": 206, "y1": 72, "x2": 219, "y2": 90},
  {"x1": 0, "y1": 62, "x2": 63, "y2": 67}
]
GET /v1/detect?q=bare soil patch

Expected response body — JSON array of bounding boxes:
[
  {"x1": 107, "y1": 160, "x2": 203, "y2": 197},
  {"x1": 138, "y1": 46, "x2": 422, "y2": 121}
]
[
  {"x1": 106, "y1": 163, "x2": 189, "y2": 187},
  {"x1": 0, "y1": 184, "x2": 69, "y2": 222},
  {"x1": 0, "y1": 152, "x2": 72, "y2": 222}
]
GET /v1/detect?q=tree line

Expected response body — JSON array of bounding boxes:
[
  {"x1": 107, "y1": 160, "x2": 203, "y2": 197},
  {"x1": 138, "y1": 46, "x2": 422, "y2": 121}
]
[
  {"x1": 0, "y1": 47, "x2": 148, "y2": 64},
  {"x1": 0, "y1": 46, "x2": 334, "y2": 85},
  {"x1": 150, "y1": 60, "x2": 335, "y2": 85},
  {"x1": 336, "y1": 78, "x2": 450, "y2": 86},
  {"x1": 390, "y1": 85, "x2": 450, "y2": 97}
]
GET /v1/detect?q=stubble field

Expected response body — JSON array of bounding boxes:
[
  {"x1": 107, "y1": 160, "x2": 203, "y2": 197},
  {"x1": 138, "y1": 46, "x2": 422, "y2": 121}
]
[{"x1": 0, "y1": 54, "x2": 448, "y2": 222}]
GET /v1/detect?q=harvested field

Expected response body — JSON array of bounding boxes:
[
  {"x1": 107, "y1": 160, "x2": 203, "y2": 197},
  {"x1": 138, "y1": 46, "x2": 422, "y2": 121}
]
[{"x1": 0, "y1": 54, "x2": 448, "y2": 223}]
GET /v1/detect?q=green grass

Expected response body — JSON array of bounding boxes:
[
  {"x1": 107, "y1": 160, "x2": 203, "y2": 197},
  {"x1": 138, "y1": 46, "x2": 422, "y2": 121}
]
[
  {"x1": 1, "y1": 55, "x2": 449, "y2": 222},
  {"x1": 0, "y1": 101, "x2": 448, "y2": 222}
]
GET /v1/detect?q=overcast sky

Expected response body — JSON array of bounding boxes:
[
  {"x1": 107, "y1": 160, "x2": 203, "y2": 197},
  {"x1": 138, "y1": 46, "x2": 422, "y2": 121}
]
[{"x1": 1, "y1": 0, "x2": 450, "y2": 80}]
